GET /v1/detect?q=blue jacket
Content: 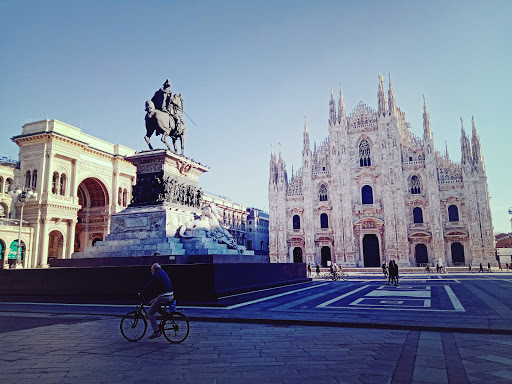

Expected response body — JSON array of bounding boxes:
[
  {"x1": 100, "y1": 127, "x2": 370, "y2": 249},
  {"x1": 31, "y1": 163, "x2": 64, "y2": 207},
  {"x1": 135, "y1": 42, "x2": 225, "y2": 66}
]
[{"x1": 142, "y1": 268, "x2": 173, "y2": 299}]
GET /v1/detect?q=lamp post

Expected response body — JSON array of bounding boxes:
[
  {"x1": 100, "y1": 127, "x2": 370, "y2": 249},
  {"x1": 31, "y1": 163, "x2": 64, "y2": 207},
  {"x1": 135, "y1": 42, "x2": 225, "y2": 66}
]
[{"x1": 8, "y1": 187, "x2": 37, "y2": 269}]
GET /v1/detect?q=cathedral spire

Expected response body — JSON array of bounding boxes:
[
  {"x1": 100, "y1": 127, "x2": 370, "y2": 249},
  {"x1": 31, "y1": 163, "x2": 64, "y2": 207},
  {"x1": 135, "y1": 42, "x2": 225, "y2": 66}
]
[
  {"x1": 460, "y1": 117, "x2": 472, "y2": 165},
  {"x1": 445, "y1": 141, "x2": 450, "y2": 160},
  {"x1": 338, "y1": 82, "x2": 346, "y2": 122},
  {"x1": 329, "y1": 85, "x2": 336, "y2": 125},
  {"x1": 303, "y1": 114, "x2": 310, "y2": 155},
  {"x1": 471, "y1": 115, "x2": 483, "y2": 166},
  {"x1": 388, "y1": 73, "x2": 396, "y2": 115},
  {"x1": 423, "y1": 95, "x2": 432, "y2": 141},
  {"x1": 377, "y1": 74, "x2": 388, "y2": 117}
]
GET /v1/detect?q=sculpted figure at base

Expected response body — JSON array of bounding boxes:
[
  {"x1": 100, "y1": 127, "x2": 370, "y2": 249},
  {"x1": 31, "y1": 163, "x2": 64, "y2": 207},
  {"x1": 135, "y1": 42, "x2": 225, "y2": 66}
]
[
  {"x1": 178, "y1": 204, "x2": 242, "y2": 252},
  {"x1": 144, "y1": 79, "x2": 187, "y2": 155}
]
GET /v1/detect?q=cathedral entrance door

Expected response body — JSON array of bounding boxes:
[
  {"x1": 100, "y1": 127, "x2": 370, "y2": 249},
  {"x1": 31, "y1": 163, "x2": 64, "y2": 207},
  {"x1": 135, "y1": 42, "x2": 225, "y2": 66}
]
[
  {"x1": 451, "y1": 242, "x2": 465, "y2": 265},
  {"x1": 415, "y1": 244, "x2": 428, "y2": 266},
  {"x1": 363, "y1": 234, "x2": 380, "y2": 267},
  {"x1": 293, "y1": 247, "x2": 303, "y2": 263},
  {"x1": 321, "y1": 246, "x2": 331, "y2": 267}
]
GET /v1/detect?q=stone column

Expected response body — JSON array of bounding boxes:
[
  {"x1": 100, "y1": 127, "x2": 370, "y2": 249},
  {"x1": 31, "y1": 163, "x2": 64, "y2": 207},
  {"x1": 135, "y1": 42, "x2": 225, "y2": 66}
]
[
  {"x1": 43, "y1": 148, "x2": 53, "y2": 196},
  {"x1": 70, "y1": 159, "x2": 78, "y2": 199},
  {"x1": 111, "y1": 170, "x2": 119, "y2": 213},
  {"x1": 38, "y1": 218, "x2": 49, "y2": 268},
  {"x1": 66, "y1": 219, "x2": 76, "y2": 258}
]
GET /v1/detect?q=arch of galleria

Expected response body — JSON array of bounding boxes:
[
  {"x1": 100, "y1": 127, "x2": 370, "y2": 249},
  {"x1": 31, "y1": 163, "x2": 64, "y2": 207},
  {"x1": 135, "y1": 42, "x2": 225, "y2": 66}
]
[{"x1": 0, "y1": 119, "x2": 249, "y2": 268}]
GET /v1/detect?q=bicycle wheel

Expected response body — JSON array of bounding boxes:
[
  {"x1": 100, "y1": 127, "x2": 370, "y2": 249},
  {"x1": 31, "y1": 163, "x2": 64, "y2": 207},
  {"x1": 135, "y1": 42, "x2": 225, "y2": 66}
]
[
  {"x1": 342, "y1": 273, "x2": 349, "y2": 281},
  {"x1": 120, "y1": 311, "x2": 147, "y2": 342},
  {"x1": 162, "y1": 312, "x2": 190, "y2": 343}
]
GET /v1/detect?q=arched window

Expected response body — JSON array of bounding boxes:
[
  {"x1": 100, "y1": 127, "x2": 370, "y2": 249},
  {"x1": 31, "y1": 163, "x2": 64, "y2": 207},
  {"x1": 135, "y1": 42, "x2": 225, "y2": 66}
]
[
  {"x1": 410, "y1": 175, "x2": 421, "y2": 194},
  {"x1": 25, "y1": 171, "x2": 31, "y2": 188},
  {"x1": 118, "y1": 188, "x2": 122, "y2": 206},
  {"x1": 0, "y1": 202, "x2": 7, "y2": 218},
  {"x1": 319, "y1": 184, "x2": 328, "y2": 201},
  {"x1": 31, "y1": 170, "x2": 37, "y2": 189},
  {"x1": 4, "y1": 178, "x2": 12, "y2": 193},
  {"x1": 52, "y1": 172, "x2": 59, "y2": 194},
  {"x1": 362, "y1": 185, "x2": 373, "y2": 204},
  {"x1": 122, "y1": 189, "x2": 127, "y2": 207},
  {"x1": 320, "y1": 213, "x2": 329, "y2": 228},
  {"x1": 413, "y1": 207, "x2": 423, "y2": 224},
  {"x1": 448, "y1": 205, "x2": 459, "y2": 222},
  {"x1": 292, "y1": 214, "x2": 301, "y2": 230},
  {"x1": 59, "y1": 174, "x2": 66, "y2": 196},
  {"x1": 359, "y1": 139, "x2": 371, "y2": 167}
]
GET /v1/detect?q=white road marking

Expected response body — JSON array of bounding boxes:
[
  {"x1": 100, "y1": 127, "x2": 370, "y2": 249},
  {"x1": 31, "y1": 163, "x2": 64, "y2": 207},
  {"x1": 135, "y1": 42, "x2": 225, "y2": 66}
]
[
  {"x1": 225, "y1": 283, "x2": 330, "y2": 309},
  {"x1": 316, "y1": 285, "x2": 370, "y2": 308},
  {"x1": 366, "y1": 290, "x2": 430, "y2": 298},
  {"x1": 444, "y1": 285, "x2": 465, "y2": 312}
]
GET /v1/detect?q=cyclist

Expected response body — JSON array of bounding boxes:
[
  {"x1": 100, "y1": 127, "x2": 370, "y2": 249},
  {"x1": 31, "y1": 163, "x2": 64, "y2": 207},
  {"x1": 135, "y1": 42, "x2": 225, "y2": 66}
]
[{"x1": 141, "y1": 263, "x2": 174, "y2": 339}]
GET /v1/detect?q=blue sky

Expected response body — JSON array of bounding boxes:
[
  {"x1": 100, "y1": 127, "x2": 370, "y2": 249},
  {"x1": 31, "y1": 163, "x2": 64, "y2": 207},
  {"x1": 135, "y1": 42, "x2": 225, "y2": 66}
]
[{"x1": 0, "y1": 0, "x2": 511, "y2": 233}]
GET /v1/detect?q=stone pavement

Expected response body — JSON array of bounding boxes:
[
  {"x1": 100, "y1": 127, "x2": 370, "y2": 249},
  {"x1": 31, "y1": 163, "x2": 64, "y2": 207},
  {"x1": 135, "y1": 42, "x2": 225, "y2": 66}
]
[{"x1": 1, "y1": 311, "x2": 512, "y2": 383}]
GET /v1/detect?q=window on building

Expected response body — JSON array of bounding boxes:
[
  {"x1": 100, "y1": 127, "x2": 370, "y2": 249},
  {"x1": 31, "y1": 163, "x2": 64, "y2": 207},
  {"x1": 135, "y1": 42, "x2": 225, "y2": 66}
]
[
  {"x1": 247, "y1": 240, "x2": 253, "y2": 250},
  {"x1": 118, "y1": 188, "x2": 122, "y2": 206},
  {"x1": 52, "y1": 172, "x2": 59, "y2": 194},
  {"x1": 448, "y1": 205, "x2": 459, "y2": 222},
  {"x1": 31, "y1": 170, "x2": 37, "y2": 189},
  {"x1": 413, "y1": 207, "x2": 423, "y2": 224},
  {"x1": 319, "y1": 184, "x2": 328, "y2": 201},
  {"x1": 320, "y1": 213, "x2": 329, "y2": 228},
  {"x1": 4, "y1": 178, "x2": 12, "y2": 193},
  {"x1": 362, "y1": 185, "x2": 373, "y2": 204},
  {"x1": 122, "y1": 189, "x2": 127, "y2": 207},
  {"x1": 59, "y1": 174, "x2": 66, "y2": 196},
  {"x1": 410, "y1": 175, "x2": 421, "y2": 194},
  {"x1": 25, "y1": 171, "x2": 31, "y2": 188},
  {"x1": 359, "y1": 139, "x2": 371, "y2": 167},
  {"x1": 0, "y1": 177, "x2": 3, "y2": 194},
  {"x1": 292, "y1": 214, "x2": 301, "y2": 230}
]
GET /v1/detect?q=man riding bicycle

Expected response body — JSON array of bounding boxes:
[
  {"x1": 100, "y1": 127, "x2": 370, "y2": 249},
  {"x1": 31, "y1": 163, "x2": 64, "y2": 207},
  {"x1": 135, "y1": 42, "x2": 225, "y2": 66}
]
[{"x1": 141, "y1": 263, "x2": 174, "y2": 339}]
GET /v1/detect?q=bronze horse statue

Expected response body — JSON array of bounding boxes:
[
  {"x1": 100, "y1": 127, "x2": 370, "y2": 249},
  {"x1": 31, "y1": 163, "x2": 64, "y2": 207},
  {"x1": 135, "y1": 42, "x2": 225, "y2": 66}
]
[{"x1": 144, "y1": 95, "x2": 186, "y2": 155}]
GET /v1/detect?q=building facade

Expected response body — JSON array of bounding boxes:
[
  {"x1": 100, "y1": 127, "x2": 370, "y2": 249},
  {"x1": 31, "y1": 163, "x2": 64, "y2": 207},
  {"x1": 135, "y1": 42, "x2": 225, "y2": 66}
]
[
  {"x1": 269, "y1": 75, "x2": 495, "y2": 267},
  {"x1": 246, "y1": 208, "x2": 269, "y2": 255}
]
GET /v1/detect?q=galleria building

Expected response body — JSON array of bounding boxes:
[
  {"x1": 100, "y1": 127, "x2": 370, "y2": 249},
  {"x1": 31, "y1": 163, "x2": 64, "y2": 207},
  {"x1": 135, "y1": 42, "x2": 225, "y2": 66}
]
[{"x1": 269, "y1": 75, "x2": 495, "y2": 268}]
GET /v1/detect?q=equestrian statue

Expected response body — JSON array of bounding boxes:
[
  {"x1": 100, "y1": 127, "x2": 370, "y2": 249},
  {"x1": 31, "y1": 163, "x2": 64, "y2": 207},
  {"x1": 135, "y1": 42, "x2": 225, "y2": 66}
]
[{"x1": 144, "y1": 79, "x2": 187, "y2": 155}]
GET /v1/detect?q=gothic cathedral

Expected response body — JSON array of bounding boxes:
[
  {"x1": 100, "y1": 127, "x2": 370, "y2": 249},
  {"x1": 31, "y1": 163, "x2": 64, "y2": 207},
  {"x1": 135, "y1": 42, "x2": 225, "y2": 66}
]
[{"x1": 269, "y1": 75, "x2": 495, "y2": 268}]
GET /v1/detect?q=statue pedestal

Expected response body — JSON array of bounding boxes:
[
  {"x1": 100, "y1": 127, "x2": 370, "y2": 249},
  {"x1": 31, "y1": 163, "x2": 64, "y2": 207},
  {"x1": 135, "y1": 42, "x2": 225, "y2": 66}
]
[{"x1": 72, "y1": 150, "x2": 254, "y2": 260}]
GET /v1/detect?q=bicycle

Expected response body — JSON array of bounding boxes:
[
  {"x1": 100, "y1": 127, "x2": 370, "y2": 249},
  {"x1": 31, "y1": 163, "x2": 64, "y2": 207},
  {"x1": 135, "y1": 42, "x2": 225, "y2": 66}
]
[{"x1": 120, "y1": 298, "x2": 190, "y2": 343}]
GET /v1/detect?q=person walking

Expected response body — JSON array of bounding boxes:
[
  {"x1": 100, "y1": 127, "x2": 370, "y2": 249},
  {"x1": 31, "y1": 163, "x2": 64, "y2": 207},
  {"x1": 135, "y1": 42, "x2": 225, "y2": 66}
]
[
  {"x1": 393, "y1": 260, "x2": 399, "y2": 286},
  {"x1": 382, "y1": 262, "x2": 388, "y2": 278},
  {"x1": 479, "y1": 263, "x2": 483, "y2": 272},
  {"x1": 468, "y1": 264, "x2": 472, "y2": 273},
  {"x1": 488, "y1": 262, "x2": 491, "y2": 273},
  {"x1": 316, "y1": 264, "x2": 320, "y2": 278},
  {"x1": 307, "y1": 264, "x2": 312, "y2": 277},
  {"x1": 387, "y1": 260, "x2": 395, "y2": 286}
]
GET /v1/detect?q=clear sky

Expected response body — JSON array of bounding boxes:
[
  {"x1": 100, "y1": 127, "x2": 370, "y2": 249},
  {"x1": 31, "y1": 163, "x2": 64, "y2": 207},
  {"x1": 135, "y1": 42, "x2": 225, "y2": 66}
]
[{"x1": 0, "y1": 0, "x2": 511, "y2": 233}]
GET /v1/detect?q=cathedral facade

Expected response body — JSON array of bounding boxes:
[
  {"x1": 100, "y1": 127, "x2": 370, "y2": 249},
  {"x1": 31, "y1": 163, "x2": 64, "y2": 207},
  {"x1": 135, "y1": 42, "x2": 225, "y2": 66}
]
[{"x1": 269, "y1": 75, "x2": 495, "y2": 268}]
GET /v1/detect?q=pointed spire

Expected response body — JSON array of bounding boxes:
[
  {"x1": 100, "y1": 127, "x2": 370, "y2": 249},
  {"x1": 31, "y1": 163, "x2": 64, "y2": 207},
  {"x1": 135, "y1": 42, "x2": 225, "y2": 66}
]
[
  {"x1": 377, "y1": 74, "x2": 388, "y2": 117},
  {"x1": 445, "y1": 141, "x2": 450, "y2": 160},
  {"x1": 329, "y1": 85, "x2": 336, "y2": 125},
  {"x1": 471, "y1": 115, "x2": 483, "y2": 166},
  {"x1": 338, "y1": 82, "x2": 346, "y2": 122},
  {"x1": 460, "y1": 117, "x2": 472, "y2": 165},
  {"x1": 388, "y1": 73, "x2": 396, "y2": 115},
  {"x1": 423, "y1": 95, "x2": 432, "y2": 141},
  {"x1": 303, "y1": 114, "x2": 310, "y2": 156}
]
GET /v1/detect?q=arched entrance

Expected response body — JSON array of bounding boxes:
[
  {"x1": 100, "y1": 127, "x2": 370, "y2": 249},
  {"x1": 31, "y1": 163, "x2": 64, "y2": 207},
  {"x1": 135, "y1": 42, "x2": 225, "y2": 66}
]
[
  {"x1": 363, "y1": 234, "x2": 380, "y2": 267},
  {"x1": 48, "y1": 230, "x2": 64, "y2": 262},
  {"x1": 7, "y1": 240, "x2": 25, "y2": 267},
  {"x1": 415, "y1": 244, "x2": 428, "y2": 266},
  {"x1": 75, "y1": 178, "x2": 110, "y2": 252},
  {"x1": 451, "y1": 242, "x2": 465, "y2": 265},
  {"x1": 293, "y1": 247, "x2": 303, "y2": 263},
  {"x1": 321, "y1": 246, "x2": 331, "y2": 267}
]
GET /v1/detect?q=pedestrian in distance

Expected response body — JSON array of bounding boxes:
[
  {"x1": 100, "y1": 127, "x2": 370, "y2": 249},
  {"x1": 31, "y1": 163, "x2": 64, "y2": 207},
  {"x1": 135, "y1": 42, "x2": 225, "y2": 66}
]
[
  {"x1": 307, "y1": 264, "x2": 312, "y2": 277},
  {"x1": 425, "y1": 265, "x2": 430, "y2": 274},
  {"x1": 479, "y1": 263, "x2": 483, "y2": 273},
  {"x1": 393, "y1": 260, "x2": 399, "y2": 286},
  {"x1": 382, "y1": 262, "x2": 388, "y2": 278},
  {"x1": 499, "y1": 263, "x2": 502, "y2": 271},
  {"x1": 387, "y1": 260, "x2": 395, "y2": 286},
  {"x1": 506, "y1": 263, "x2": 509, "y2": 270},
  {"x1": 436, "y1": 263, "x2": 440, "y2": 273},
  {"x1": 488, "y1": 262, "x2": 491, "y2": 273},
  {"x1": 315, "y1": 264, "x2": 320, "y2": 278},
  {"x1": 468, "y1": 264, "x2": 472, "y2": 273}
]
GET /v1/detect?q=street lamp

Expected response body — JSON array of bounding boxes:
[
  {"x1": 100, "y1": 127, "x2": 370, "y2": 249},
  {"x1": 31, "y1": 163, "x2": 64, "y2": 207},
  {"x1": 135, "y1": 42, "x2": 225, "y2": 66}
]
[{"x1": 8, "y1": 187, "x2": 37, "y2": 269}]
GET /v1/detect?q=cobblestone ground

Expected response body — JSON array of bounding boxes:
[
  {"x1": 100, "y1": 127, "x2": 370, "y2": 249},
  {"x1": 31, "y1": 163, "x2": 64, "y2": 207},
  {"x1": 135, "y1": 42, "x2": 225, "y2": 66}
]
[{"x1": 1, "y1": 313, "x2": 512, "y2": 384}]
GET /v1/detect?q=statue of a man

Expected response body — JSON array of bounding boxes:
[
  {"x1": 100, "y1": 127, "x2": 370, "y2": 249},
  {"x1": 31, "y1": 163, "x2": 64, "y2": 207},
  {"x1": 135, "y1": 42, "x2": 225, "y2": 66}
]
[{"x1": 151, "y1": 79, "x2": 174, "y2": 116}]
